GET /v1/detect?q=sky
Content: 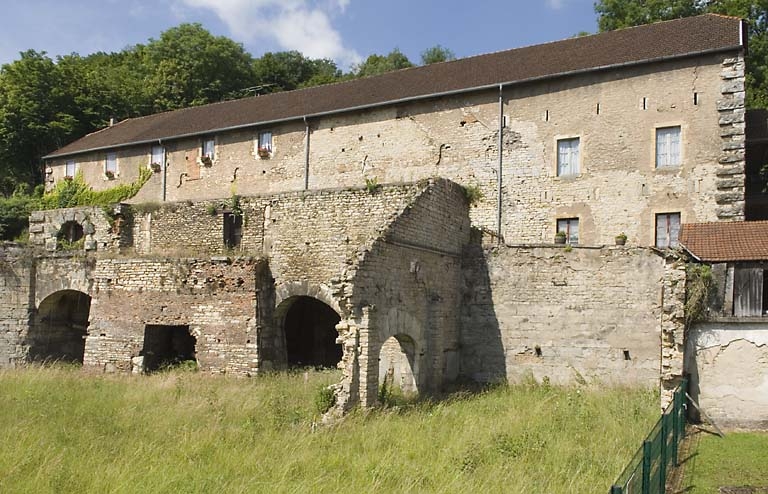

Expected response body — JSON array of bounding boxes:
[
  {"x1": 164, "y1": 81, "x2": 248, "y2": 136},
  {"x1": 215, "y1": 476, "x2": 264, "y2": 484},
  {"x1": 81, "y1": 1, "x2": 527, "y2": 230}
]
[{"x1": 0, "y1": 0, "x2": 599, "y2": 71}]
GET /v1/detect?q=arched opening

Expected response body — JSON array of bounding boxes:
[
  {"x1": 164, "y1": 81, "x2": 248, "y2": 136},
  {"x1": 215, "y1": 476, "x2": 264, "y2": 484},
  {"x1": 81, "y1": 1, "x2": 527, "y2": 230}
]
[
  {"x1": 28, "y1": 290, "x2": 91, "y2": 363},
  {"x1": 141, "y1": 325, "x2": 197, "y2": 372},
  {"x1": 379, "y1": 334, "x2": 418, "y2": 395},
  {"x1": 57, "y1": 221, "x2": 84, "y2": 248},
  {"x1": 282, "y1": 296, "x2": 342, "y2": 368}
]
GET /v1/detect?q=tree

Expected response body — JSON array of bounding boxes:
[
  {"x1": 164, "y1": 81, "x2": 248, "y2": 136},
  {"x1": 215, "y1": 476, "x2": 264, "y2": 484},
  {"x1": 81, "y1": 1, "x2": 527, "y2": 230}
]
[
  {"x1": 594, "y1": 0, "x2": 768, "y2": 108},
  {"x1": 252, "y1": 51, "x2": 341, "y2": 93},
  {"x1": 0, "y1": 50, "x2": 78, "y2": 194},
  {"x1": 143, "y1": 23, "x2": 255, "y2": 110},
  {"x1": 352, "y1": 49, "x2": 414, "y2": 78},
  {"x1": 420, "y1": 45, "x2": 456, "y2": 65}
]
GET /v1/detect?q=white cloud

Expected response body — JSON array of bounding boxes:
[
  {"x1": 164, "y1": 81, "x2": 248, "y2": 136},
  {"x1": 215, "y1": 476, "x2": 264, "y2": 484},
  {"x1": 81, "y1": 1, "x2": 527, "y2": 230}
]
[
  {"x1": 177, "y1": 0, "x2": 360, "y2": 68},
  {"x1": 546, "y1": 0, "x2": 565, "y2": 9}
]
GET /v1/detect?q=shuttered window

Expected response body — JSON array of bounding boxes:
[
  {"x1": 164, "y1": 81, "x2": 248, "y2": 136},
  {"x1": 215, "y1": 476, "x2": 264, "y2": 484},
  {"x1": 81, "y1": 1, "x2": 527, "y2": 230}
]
[
  {"x1": 655, "y1": 212, "x2": 680, "y2": 248},
  {"x1": 656, "y1": 126, "x2": 681, "y2": 168},
  {"x1": 557, "y1": 137, "x2": 579, "y2": 176},
  {"x1": 105, "y1": 152, "x2": 117, "y2": 174}
]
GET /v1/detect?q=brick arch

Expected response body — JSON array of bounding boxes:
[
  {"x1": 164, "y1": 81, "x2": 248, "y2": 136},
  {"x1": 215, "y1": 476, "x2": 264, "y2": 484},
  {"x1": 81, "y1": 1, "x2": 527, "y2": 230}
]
[{"x1": 274, "y1": 281, "x2": 342, "y2": 317}]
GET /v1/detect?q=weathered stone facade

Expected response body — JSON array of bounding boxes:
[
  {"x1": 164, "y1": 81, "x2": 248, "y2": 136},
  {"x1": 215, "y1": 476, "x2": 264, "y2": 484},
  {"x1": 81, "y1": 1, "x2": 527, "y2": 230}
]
[{"x1": 4, "y1": 18, "x2": 755, "y2": 414}]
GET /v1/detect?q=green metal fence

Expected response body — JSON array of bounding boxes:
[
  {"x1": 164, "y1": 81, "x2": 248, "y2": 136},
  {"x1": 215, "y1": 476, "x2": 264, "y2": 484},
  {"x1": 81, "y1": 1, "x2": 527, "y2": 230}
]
[{"x1": 609, "y1": 378, "x2": 687, "y2": 494}]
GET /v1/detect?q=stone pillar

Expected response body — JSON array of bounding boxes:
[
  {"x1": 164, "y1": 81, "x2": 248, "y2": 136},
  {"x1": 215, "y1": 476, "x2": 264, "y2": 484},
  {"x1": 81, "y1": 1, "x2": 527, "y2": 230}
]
[
  {"x1": 660, "y1": 255, "x2": 686, "y2": 409},
  {"x1": 716, "y1": 55, "x2": 747, "y2": 221}
]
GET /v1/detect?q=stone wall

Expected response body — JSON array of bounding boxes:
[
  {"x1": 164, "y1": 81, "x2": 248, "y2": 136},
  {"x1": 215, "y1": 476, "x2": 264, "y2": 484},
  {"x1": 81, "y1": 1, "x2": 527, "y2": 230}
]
[
  {"x1": 461, "y1": 241, "x2": 674, "y2": 390},
  {"x1": 85, "y1": 257, "x2": 262, "y2": 374},
  {"x1": 0, "y1": 245, "x2": 33, "y2": 366},
  {"x1": 687, "y1": 321, "x2": 768, "y2": 429},
  {"x1": 333, "y1": 179, "x2": 471, "y2": 409}
]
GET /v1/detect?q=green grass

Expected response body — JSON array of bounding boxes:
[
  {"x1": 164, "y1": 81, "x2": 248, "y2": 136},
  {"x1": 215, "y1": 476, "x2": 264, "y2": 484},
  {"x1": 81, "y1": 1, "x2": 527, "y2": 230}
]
[
  {"x1": 676, "y1": 429, "x2": 768, "y2": 493},
  {"x1": 0, "y1": 366, "x2": 659, "y2": 494}
]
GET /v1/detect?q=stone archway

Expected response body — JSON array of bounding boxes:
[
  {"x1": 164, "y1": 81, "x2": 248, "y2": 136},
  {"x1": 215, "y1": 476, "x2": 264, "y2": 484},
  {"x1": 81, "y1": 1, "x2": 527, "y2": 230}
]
[
  {"x1": 28, "y1": 289, "x2": 91, "y2": 363},
  {"x1": 277, "y1": 296, "x2": 342, "y2": 368},
  {"x1": 379, "y1": 334, "x2": 418, "y2": 395}
]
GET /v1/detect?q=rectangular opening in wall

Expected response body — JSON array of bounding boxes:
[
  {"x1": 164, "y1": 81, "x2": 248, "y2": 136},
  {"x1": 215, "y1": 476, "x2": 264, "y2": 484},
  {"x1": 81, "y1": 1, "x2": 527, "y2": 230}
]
[
  {"x1": 223, "y1": 212, "x2": 243, "y2": 249},
  {"x1": 141, "y1": 325, "x2": 195, "y2": 372},
  {"x1": 693, "y1": 92, "x2": 699, "y2": 105}
]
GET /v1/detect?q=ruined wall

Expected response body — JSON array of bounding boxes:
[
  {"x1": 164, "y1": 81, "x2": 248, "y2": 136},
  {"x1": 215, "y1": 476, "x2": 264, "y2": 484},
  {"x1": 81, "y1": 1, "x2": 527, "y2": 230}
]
[
  {"x1": 84, "y1": 257, "x2": 263, "y2": 374},
  {"x1": 47, "y1": 51, "x2": 744, "y2": 246},
  {"x1": 334, "y1": 179, "x2": 471, "y2": 408},
  {"x1": 687, "y1": 321, "x2": 768, "y2": 429},
  {"x1": 28, "y1": 207, "x2": 118, "y2": 252},
  {"x1": 461, "y1": 243, "x2": 672, "y2": 388},
  {"x1": 0, "y1": 245, "x2": 33, "y2": 366}
]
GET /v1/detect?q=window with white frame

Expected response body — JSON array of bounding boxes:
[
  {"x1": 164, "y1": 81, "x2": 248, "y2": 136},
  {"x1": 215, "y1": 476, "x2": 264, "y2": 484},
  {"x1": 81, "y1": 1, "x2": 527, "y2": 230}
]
[
  {"x1": 557, "y1": 218, "x2": 579, "y2": 245},
  {"x1": 258, "y1": 131, "x2": 273, "y2": 156},
  {"x1": 655, "y1": 126, "x2": 681, "y2": 168},
  {"x1": 557, "y1": 137, "x2": 579, "y2": 176},
  {"x1": 65, "y1": 160, "x2": 76, "y2": 178},
  {"x1": 202, "y1": 137, "x2": 215, "y2": 160},
  {"x1": 655, "y1": 212, "x2": 681, "y2": 248},
  {"x1": 105, "y1": 152, "x2": 117, "y2": 175},
  {"x1": 151, "y1": 145, "x2": 164, "y2": 166}
]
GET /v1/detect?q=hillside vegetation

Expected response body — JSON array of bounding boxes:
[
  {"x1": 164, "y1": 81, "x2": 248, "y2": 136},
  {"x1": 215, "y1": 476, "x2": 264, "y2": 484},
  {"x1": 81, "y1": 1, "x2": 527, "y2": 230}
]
[{"x1": 0, "y1": 366, "x2": 658, "y2": 493}]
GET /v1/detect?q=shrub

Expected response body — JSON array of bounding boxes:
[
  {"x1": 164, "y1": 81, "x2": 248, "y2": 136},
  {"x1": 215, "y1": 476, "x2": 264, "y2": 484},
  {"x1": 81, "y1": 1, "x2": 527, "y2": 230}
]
[
  {"x1": 314, "y1": 385, "x2": 336, "y2": 415},
  {"x1": 462, "y1": 184, "x2": 483, "y2": 205}
]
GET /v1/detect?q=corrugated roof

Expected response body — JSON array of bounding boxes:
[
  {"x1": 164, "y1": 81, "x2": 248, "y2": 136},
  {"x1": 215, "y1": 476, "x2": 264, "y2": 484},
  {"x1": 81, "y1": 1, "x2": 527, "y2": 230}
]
[
  {"x1": 680, "y1": 221, "x2": 768, "y2": 261},
  {"x1": 45, "y1": 14, "x2": 744, "y2": 159}
]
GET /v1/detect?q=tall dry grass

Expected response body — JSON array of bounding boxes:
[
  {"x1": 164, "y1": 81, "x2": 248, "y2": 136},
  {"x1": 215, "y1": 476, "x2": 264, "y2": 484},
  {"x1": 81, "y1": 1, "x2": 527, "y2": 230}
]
[{"x1": 0, "y1": 365, "x2": 657, "y2": 493}]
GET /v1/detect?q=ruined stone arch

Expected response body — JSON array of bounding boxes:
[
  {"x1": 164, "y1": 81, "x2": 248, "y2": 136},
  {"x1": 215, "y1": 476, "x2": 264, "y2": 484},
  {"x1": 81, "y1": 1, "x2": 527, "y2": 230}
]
[
  {"x1": 274, "y1": 282, "x2": 344, "y2": 369},
  {"x1": 377, "y1": 307, "x2": 425, "y2": 395},
  {"x1": 27, "y1": 289, "x2": 91, "y2": 363}
]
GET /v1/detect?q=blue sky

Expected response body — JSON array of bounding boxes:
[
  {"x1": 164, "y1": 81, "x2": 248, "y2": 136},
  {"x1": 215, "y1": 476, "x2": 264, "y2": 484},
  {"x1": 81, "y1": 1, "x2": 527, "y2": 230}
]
[{"x1": 0, "y1": 0, "x2": 598, "y2": 70}]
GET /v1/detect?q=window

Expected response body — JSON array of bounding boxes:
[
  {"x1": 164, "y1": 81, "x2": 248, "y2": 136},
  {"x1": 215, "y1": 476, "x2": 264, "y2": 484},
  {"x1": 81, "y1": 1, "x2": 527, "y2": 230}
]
[
  {"x1": 258, "y1": 131, "x2": 273, "y2": 156},
  {"x1": 65, "y1": 160, "x2": 76, "y2": 178},
  {"x1": 557, "y1": 137, "x2": 579, "y2": 176},
  {"x1": 656, "y1": 126, "x2": 681, "y2": 168},
  {"x1": 655, "y1": 212, "x2": 681, "y2": 248},
  {"x1": 557, "y1": 218, "x2": 579, "y2": 245},
  {"x1": 151, "y1": 145, "x2": 165, "y2": 166},
  {"x1": 105, "y1": 152, "x2": 117, "y2": 174},
  {"x1": 202, "y1": 138, "x2": 215, "y2": 160}
]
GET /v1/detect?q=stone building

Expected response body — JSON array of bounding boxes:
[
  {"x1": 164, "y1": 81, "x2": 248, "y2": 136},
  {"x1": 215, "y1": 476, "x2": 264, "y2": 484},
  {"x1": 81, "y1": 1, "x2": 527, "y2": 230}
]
[
  {"x1": 0, "y1": 14, "x2": 759, "y2": 415},
  {"x1": 680, "y1": 221, "x2": 768, "y2": 428}
]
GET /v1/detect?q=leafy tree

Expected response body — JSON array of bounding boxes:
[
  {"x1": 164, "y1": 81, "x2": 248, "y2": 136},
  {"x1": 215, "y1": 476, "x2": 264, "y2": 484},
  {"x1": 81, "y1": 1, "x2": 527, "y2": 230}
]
[
  {"x1": 252, "y1": 51, "x2": 341, "y2": 93},
  {"x1": 143, "y1": 23, "x2": 255, "y2": 110},
  {"x1": 420, "y1": 45, "x2": 456, "y2": 65},
  {"x1": 594, "y1": 0, "x2": 768, "y2": 108},
  {"x1": 0, "y1": 50, "x2": 78, "y2": 194},
  {"x1": 353, "y1": 49, "x2": 414, "y2": 78}
]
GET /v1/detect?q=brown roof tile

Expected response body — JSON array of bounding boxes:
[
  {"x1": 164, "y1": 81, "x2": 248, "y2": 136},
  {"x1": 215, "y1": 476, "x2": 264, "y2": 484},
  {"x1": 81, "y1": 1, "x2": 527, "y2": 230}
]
[
  {"x1": 680, "y1": 221, "x2": 768, "y2": 261},
  {"x1": 45, "y1": 14, "x2": 744, "y2": 159}
]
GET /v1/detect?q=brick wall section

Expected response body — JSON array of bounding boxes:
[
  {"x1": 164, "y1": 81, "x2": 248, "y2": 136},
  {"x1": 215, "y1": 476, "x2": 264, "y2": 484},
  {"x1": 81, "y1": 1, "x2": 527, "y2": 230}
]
[
  {"x1": 0, "y1": 245, "x2": 33, "y2": 365},
  {"x1": 461, "y1": 241, "x2": 672, "y2": 389},
  {"x1": 84, "y1": 257, "x2": 262, "y2": 374}
]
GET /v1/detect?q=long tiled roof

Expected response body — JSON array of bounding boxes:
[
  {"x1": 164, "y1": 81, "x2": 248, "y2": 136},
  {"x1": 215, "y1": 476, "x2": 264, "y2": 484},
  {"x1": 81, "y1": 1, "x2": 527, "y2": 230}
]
[
  {"x1": 45, "y1": 14, "x2": 743, "y2": 159},
  {"x1": 680, "y1": 221, "x2": 768, "y2": 261}
]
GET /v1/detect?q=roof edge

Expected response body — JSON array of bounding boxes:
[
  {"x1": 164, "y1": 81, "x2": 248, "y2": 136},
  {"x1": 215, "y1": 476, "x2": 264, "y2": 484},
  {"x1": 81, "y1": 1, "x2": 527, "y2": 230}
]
[{"x1": 44, "y1": 40, "x2": 744, "y2": 161}]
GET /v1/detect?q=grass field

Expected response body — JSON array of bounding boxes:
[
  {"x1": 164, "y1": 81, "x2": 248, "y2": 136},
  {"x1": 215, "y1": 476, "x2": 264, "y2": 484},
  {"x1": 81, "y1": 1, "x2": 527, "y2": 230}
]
[
  {"x1": 675, "y1": 428, "x2": 768, "y2": 493},
  {"x1": 0, "y1": 365, "x2": 659, "y2": 493}
]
